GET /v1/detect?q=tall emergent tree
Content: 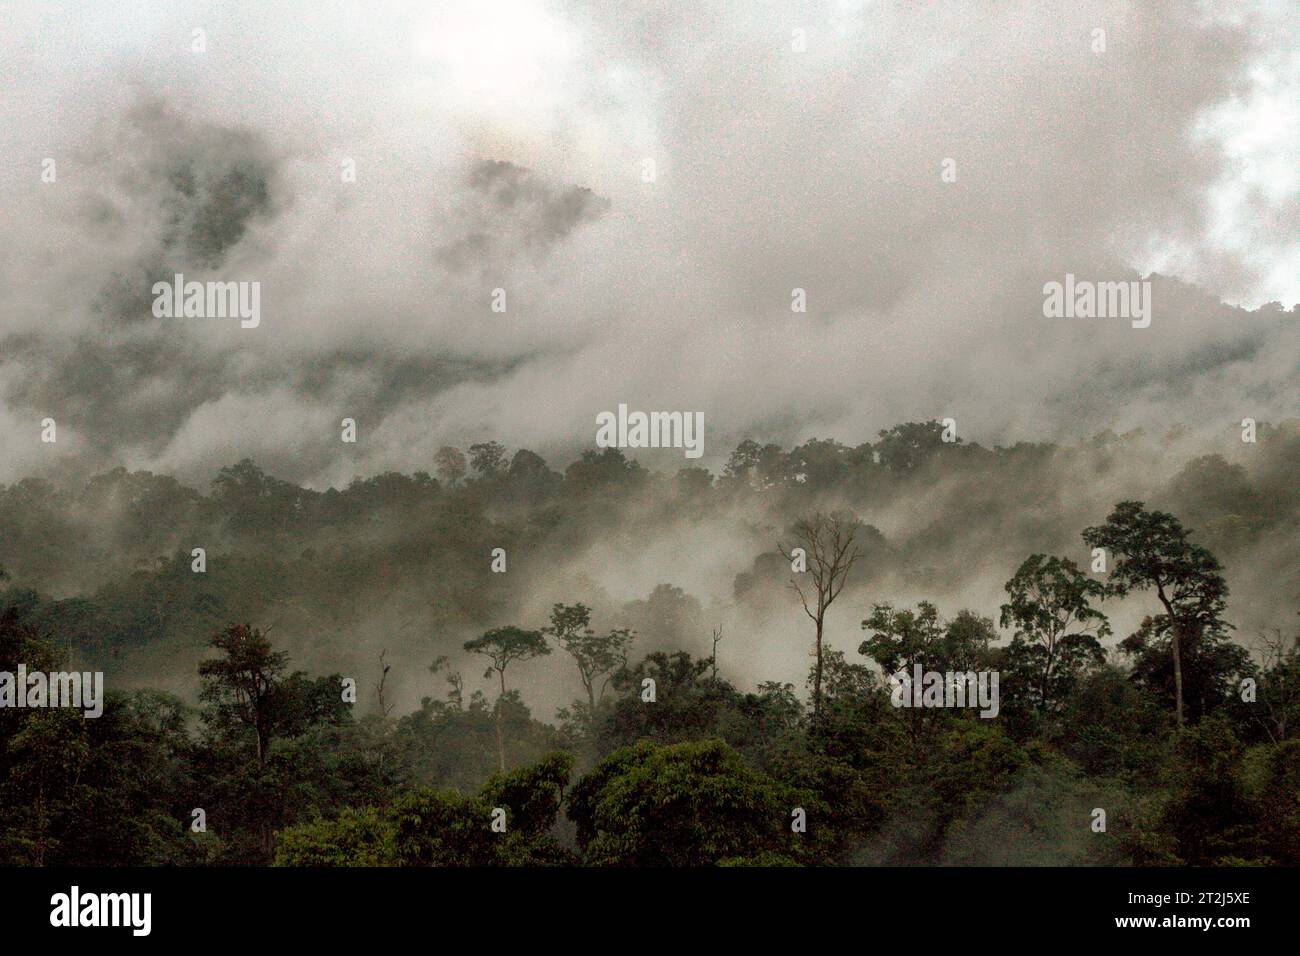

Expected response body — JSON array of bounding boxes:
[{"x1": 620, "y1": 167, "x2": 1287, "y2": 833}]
[
  {"x1": 543, "y1": 603, "x2": 635, "y2": 712},
  {"x1": 463, "y1": 626, "x2": 551, "y2": 770},
  {"x1": 1082, "y1": 501, "x2": 1230, "y2": 726},
  {"x1": 1000, "y1": 554, "x2": 1110, "y2": 715},
  {"x1": 779, "y1": 511, "x2": 864, "y2": 721},
  {"x1": 198, "y1": 623, "x2": 288, "y2": 765}
]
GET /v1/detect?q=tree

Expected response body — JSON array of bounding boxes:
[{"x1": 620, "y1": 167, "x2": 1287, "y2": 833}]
[
  {"x1": 723, "y1": 440, "x2": 789, "y2": 490},
  {"x1": 543, "y1": 603, "x2": 634, "y2": 712},
  {"x1": 857, "y1": 601, "x2": 994, "y2": 750},
  {"x1": 859, "y1": 601, "x2": 949, "y2": 752},
  {"x1": 567, "y1": 739, "x2": 796, "y2": 866},
  {"x1": 616, "y1": 584, "x2": 703, "y2": 647},
  {"x1": 1252, "y1": 624, "x2": 1300, "y2": 744},
  {"x1": 723, "y1": 439, "x2": 763, "y2": 484},
  {"x1": 210, "y1": 459, "x2": 308, "y2": 539},
  {"x1": 563, "y1": 448, "x2": 646, "y2": 493},
  {"x1": 506, "y1": 449, "x2": 561, "y2": 487},
  {"x1": 778, "y1": 511, "x2": 864, "y2": 721},
  {"x1": 198, "y1": 623, "x2": 288, "y2": 765},
  {"x1": 5, "y1": 711, "x2": 89, "y2": 865},
  {"x1": 1120, "y1": 615, "x2": 1250, "y2": 725},
  {"x1": 434, "y1": 446, "x2": 467, "y2": 487},
  {"x1": 468, "y1": 442, "x2": 508, "y2": 479},
  {"x1": 873, "y1": 420, "x2": 954, "y2": 472},
  {"x1": 787, "y1": 438, "x2": 851, "y2": 489},
  {"x1": 942, "y1": 609, "x2": 999, "y2": 671},
  {"x1": 463, "y1": 626, "x2": 550, "y2": 770},
  {"x1": 598, "y1": 651, "x2": 737, "y2": 753},
  {"x1": 1244, "y1": 739, "x2": 1300, "y2": 864},
  {"x1": 273, "y1": 807, "x2": 398, "y2": 866},
  {"x1": 0, "y1": 612, "x2": 87, "y2": 867},
  {"x1": 1053, "y1": 664, "x2": 1167, "y2": 780},
  {"x1": 390, "y1": 752, "x2": 573, "y2": 866},
  {"x1": 999, "y1": 554, "x2": 1110, "y2": 715},
  {"x1": 1159, "y1": 713, "x2": 1260, "y2": 864},
  {"x1": 1083, "y1": 501, "x2": 1230, "y2": 726},
  {"x1": 277, "y1": 753, "x2": 574, "y2": 866}
]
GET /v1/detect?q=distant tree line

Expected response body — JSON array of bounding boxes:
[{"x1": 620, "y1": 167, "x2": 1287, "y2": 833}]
[
  {"x1": 0, "y1": 498, "x2": 1294, "y2": 866},
  {"x1": 0, "y1": 420, "x2": 1295, "y2": 865}
]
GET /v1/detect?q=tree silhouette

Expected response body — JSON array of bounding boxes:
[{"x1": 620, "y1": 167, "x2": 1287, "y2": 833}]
[
  {"x1": 1000, "y1": 554, "x2": 1110, "y2": 715},
  {"x1": 779, "y1": 511, "x2": 864, "y2": 721},
  {"x1": 543, "y1": 603, "x2": 634, "y2": 712},
  {"x1": 464, "y1": 626, "x2": 550, "y2": 770},
  {"x1": 198, "y1": 623, "x2": 288, "y2": 765},
  {"x1": 1083, "y1": 502, "x2": 1229, "y2": 726}
]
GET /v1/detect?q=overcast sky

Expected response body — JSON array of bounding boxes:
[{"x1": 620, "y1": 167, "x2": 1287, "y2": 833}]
[{"x1": 1, "y1": 0, "x2": 1295, "y2": 488}]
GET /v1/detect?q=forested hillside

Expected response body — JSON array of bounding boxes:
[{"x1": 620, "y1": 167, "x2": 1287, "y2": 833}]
[{"x1": 0, "y1": 420, "x2": 1296, "y2": 865}]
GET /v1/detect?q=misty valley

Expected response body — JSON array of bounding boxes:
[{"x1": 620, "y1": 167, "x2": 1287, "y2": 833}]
[
  {"x1": 0, "y1": 422, "x2": 1295, "y2": 867},
  {"x1": 1, "y1": 7, "x2": 1296, "y2": 937}
]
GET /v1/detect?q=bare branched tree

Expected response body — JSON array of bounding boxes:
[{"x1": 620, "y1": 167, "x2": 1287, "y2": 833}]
[
  {"x1": 778, "y1": 511, "x2": 864, "y2": 721},
  {"x1": 1253, "y1": 627, "x2": 1298, "y2": 744}
]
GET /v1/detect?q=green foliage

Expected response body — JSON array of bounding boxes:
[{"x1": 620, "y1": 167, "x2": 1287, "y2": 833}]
[
  {"x1": 598, "y1": 651, "x2": 734, "y2": 752},
  {"x1": 274, "y1": 807, "x2": 398, "y2": 866},
  {"x1": 543, "y1": 603, "x2": 634, "y2": 711},
  {"x1": 1083, "y1": 501, "x2": 1236, "y2": 725},
  {"x1": 0, "y1": 424, "x2": 1295, "y2": 867},
  {"x1": 999, "y1": 554, "x2": 1109, "y2": 717},
  {"x1": 392, "y1": 752, "x2": 573, "y2": 866},
  {"x1": 940, "y1": 750, "x2": 1119, "y2": 865},
  {"x1": 860, "y1": 601, "x2": 993, "y2": 674},
  {"x1": 1084, "y1": 501, "x2": 1230, "y2": 623},
  {"x1": 468, "y1": 441, "x2": 508, "y2": 479},
  {"x1": 395, "y1": 689, "x2": 566, "y2": 792},
  {"x1": 199, "y1": 623, "x2": 347, "y2": 765},
  {"x1": 1120, "y1": 617, "x2": 1252, "y2": 724},
  {"x1": 1157, "y1": 714, "x2": 1262, "y2": 864},
  {"x1": 568, "y1": 739, "x2": 796, "y2": 866},
  {"x1": 873, "y1": 421, "x2": 959, "y2": 472},
  {"x1": 1240, "y1": 739, "x2": 1300, "y2": 864},
  {"x1": 1050, "y1": 665, "x2": 1169, "y2": 781},
  {"x1": 463, "y1": 626, "x2": 550, "y2": 680}
]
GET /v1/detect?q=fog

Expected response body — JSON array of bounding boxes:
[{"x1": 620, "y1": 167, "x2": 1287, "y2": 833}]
[{"x1": 0, "y1": 1, "x2": 1295, "y2": 717}]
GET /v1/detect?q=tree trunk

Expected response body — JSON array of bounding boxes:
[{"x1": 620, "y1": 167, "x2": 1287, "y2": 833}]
[
  {"x1": 1041, "y1": 631, "x2": 1059, "y2": 713},
  {"x1": 496, "y1": 670, "x2": 507, "y2": 771},
  {"x1": 1171, "y1": 622, "x2": 1185, "y2": 727},
  {"x1": 1155, "y1": 588, "x2": 1185, "y2": 728},
  {"x1": 256, "y1": 718, "x2": 269, "y2": 766},
  {"x1": 813, "y1": 613, "x2": 824, "y2": 721}
]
